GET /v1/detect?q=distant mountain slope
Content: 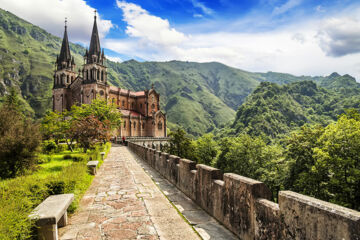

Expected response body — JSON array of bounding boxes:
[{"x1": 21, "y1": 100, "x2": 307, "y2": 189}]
[
  {"x1": 1, "y1": 8, "x2": 359, "y2": 136},
  {"x1": 229, "y1": 80, "x2": 360, "y2": 139}
]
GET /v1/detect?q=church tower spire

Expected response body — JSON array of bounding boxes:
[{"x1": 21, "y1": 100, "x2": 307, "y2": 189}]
[
  {"x1": 57, "y1": 18, "x2": 71, "y2": 69},
  {"x1": 53, "y1": 18, "x2": 76, "y2": 89},
  {"x1": 83, "y1": 10, "x2": 107, "y2": 84}
]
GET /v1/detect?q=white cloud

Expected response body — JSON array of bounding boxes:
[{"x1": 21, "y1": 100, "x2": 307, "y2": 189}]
[
  {"x1": 105, "y1": 1, "x2": 360, "y2": 80},
  {"x1": 190, "y1": 0, "x2": 214, "y2": 15},
  {"x1": 317, "y1": 17, "x2": 360, "y2": 57},
  {"x1": 116, "y1": 1, "x2": 187, "y2": 47},
  {"x1": 0, "y1": 0, "x2": 113, "y2": 44},
  {"x1": 106, "y1": 56, "x2": 123, "y2": 63},
  {"x1": 272, "y1": 0, "x2": 302, "y2": 16}
]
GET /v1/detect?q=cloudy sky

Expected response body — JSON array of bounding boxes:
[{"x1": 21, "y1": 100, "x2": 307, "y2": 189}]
[{"x1": 2, "y1": 0, "x2": 360, "y2": 79}]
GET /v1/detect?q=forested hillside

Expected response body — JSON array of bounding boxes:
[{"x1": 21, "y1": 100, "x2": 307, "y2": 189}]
[
  {"x1": 227, "y1": 79, "x2": 360, "y2": 139},
  {"x1": 1, "y1": 8, "x2": 359, "y2": 136}
]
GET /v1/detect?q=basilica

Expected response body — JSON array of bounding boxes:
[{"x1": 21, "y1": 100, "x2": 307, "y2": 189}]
[{"x1": 52, "y1": 14, "x2": 167, "y2": 138}]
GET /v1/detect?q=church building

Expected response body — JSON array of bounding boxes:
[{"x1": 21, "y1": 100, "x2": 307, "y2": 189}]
[{"x1": 52, "y1": 14, "x2": 167, "y2": 138}]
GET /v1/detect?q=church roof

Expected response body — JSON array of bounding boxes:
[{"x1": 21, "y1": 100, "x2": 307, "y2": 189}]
[
  {"x1": 58, "y1": 22, "x2": 71, "y2": 65},
  {"x1": 120, "y1": 110, "x2": 142, "y2": 117},
  {"x1": 88, "y1": 15, "x2": 101, "y2": 59}
]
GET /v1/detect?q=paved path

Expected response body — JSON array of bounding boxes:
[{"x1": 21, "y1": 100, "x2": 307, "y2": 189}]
[
  {"x1": 59, "y1": 145, "x2": 199, "y2": 240},
  {"x1": 59, "y1": 145, "x2": 237, "y2": 240}
]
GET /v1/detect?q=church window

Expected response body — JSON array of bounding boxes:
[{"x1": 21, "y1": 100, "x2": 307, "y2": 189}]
[
  {"x1": 101, "y1": 71, "x2": 104, "y2": 81},
  {"x1": 99, "y1": 90, "x2": 104, "y2": 96},
  {"x1": 158, "y1": 122, "x2": 162, "y2": 130},
  {"x1": 71, "y1": 76, "x2": 74, "y2": 82},
  {"x1": 122, "y1": 100, "x2": 125, "y2": 107},
  {"x1": 124, "y1": 121, "x2": 126, "y2": 128},
  {"x1": 67, "y1": 75, "x2": 69, "y2": 84},
  {"x1": 97, "y1": 70, "x2": 100, "y2": 80},
  {"x1": 134, "y1": 122, "x2": 136, "y2": 129},
  {"x1": 142, "y1": 122, "x2": 145, "y2": 129}
]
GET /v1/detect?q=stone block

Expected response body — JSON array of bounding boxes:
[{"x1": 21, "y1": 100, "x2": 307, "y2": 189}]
[
  {"x1": 166, "y1": 155, "x2": 180, "y2": 185},
  {"x1": 195, "y1": 164, "x2": 222, "y2": 215},
  {"x1": 212, "y1": 180, "x2": 224, "y2": 223},
  {"x1": 178, "y1": 158, "x2": 196, "y2": 199},
  {"x1": 222, "y1": 173, "x2": 271, "y2": 239},
  {"x1": 279, "y1": 191, "x2": 360, "y2": 240},
  {"x1": 254, "y1": 198, "x2": 281, "y2": 240}
]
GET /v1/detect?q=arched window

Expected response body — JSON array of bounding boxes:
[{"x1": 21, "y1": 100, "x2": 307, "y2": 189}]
[
  {"x1": 158, "y1": 122, "x2": 162, "y2": 130},
  {"x1": 97, "y1": 70, "x2": 100, "y2": 80},
  {"x1": 101, "y1": 71, "x2": 104, "y2": 81},
  {"x1": 122, "y1": 100, "x2": 125, "y2": 107},
  {"x1": 134, "y1": 122, "x2": 136, "y2": 129},
  {"x1": 66, "y1": 75, "x2": 69, "y2": 84},
  {"x1": 87, "y1": 70, "x2": 89, "y2": 80},
  {"x1": 124, "y1": 121, "x2": 126, "y2": 129}
]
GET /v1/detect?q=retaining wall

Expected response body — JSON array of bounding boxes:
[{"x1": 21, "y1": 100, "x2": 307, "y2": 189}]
[{"x1": 128, "y1": 142, "x2": 360, "y2": 240}]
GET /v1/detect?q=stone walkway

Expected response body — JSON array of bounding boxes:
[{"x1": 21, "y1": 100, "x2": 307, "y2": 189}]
[
  {"x1": 59, "y1": 145, "x2": 199, "y2": 240},
  {"x1": 59, "y1": 144, "x2": 237, "y2": 240}
]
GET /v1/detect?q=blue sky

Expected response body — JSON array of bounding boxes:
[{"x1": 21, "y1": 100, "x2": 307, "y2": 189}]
[{"x1": 2, "y1": 0, "x2": 360, "y2": 79}]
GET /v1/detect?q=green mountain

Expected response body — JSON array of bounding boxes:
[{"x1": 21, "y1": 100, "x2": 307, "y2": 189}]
[
  {"x1": 229, "y1": 80, "x2": 360, "y2": 139},
  {"x1": 1, "y1": 8, "x2": 359, "y2": 136}
]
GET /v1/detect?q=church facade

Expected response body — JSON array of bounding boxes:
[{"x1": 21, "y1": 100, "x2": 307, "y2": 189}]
[{"x1": 52, "y1": 15, "x2": 166, "y2": 138}]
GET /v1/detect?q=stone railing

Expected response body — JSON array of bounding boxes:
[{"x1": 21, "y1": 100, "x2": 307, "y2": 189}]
[{"x1": 128, "y1": 142, "x2": 360, "y2": 240}]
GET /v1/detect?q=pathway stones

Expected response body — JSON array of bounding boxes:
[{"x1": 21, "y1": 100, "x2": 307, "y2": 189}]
[{"x1": 59, "y1": 145, "x2": 199, "y2": 240}]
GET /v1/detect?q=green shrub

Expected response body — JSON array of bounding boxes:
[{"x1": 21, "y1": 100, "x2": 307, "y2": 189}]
[
  {"x1": 71, "y1": 154, "x2": 87, "y2": 162},
  {"x1": 42, "y1": 140, "x2": 57, "y2": 153},
  {"x1": 63, "y1": 154, "x2": 72, "y2": 160},
  {"x1": 45, "y1": 180, "x2": 65, "y2": 195}
]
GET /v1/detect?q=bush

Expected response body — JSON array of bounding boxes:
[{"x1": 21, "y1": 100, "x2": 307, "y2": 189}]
[
  {"x1": 71, "y1": 154, "x2": 87, "y2": 162},
  {"x1": 45, "y1": 180, "x2": 65, "y2": 195},
  {"x1": 63, "y1": 154, "x2": 72, "y2": 160},
  {"x1": 0, "y1": 106, "x2": 41, "y2": 179},
  {"x1": 42, "y1": 140, "x2": 57, "y2": 153}
]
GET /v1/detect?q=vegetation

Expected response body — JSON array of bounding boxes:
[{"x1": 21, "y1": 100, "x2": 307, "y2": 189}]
[
  {"x1": 42, "y1": 98, "x2": 121, "y2": 152},
  {"x1": 0, "y1": 143, "x2": 110, "y2": 240},
  {"x1": 227, "y1": 80, "x2": 360, "y2": 140},
  {"x1": 2, "y1": 8, "x2": 359, "y2": 136}
]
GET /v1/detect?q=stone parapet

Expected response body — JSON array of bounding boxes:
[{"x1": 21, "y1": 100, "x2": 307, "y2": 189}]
[{"x1": 128, "y1": 142, "x2": 360, "y2": 240}]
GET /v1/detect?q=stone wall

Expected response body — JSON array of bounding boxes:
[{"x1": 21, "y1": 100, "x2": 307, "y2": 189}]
[{"x1": 128, "y1": 142, "x2": 360, "y2": 240}]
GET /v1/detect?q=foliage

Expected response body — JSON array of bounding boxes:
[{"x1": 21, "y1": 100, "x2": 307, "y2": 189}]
[
  {"x1": 215, "y1": 134, "x2": 284, "y2": 199},
  {"x1": 0, "y1": 142, "x2": 111, "y2": 239},
  {"x1": 193, "y1": 133, "x2": 218, "y2": 165},
  {"x1": 231, "y1": 81, "x2": 359, "y2": 139},
  {"x1": 166, "y1": 128, "x2": 196, "y2": 160},
  {"x1": 41, "y1": 98, "x2": 121, "y2": 152},
  {"x1": 0, "y1": 104, "x2": 41, "y2": 179}
]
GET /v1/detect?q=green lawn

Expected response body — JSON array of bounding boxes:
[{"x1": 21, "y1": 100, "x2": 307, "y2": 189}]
[{"x1": 0, "y1": 142, "x2": 111, "y2": 240}]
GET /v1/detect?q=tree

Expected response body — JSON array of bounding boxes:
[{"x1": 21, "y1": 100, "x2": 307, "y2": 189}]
[
  {"x1": 194, "y1": 133, "x2": 218, "y2": 165},
  {"x1": 0, "y1": 104, "x2": 41, "y2": 179},
  {"x1": 167, "y1": 128, "x2": 196, "y2": 159},
  {"x1": 215, "y1": 134, "x2": 283, "y2": 199},
  {"x1": 312, "y1": 114, "x2": 360, "y2": 210},
  {"x1": 69, "y1": 115, "x2": 109, "y2": 152},
  {"x1": 41, "y1": 98, "x2": 122, "y2": 152},
  {"x1": 284, "y1": 125, "x2": 326, "y2": 197}
]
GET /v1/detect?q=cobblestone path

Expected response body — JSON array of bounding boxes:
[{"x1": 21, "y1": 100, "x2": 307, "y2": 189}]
[{"x1": 59, "y1": 145, "x2": 199, "y2": 240}]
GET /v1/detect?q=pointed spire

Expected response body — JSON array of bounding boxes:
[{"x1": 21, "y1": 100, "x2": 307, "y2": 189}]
[
  {"x1": 88, "y1": 10, "x2": 101, "y2": 63},
  {"x1": 58, "y1": 18, "x2": 71, "y2": 69}
]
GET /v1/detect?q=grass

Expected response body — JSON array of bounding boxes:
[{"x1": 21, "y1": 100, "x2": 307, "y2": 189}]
[{"x1": 0, "y1": 142, "x2": 111, "y2": 240}]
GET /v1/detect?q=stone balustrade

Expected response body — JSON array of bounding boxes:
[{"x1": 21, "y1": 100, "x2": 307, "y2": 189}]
[{"x1": 128, "y1": 142, "x2": 360, "y2": 240}]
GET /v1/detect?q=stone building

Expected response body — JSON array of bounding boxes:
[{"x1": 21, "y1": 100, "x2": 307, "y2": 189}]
[{"x1": 52, "y1": 15, "x2": 166, "y2": 137}]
